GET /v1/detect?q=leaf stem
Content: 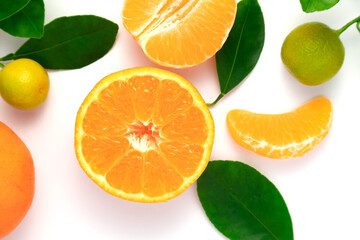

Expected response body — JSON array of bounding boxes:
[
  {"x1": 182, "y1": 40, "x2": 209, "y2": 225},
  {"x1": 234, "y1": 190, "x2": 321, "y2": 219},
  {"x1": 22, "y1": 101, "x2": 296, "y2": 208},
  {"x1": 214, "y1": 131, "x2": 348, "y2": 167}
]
[
  {"x1": 0, "y1": 53, "x2": 15, "y2": 61},
  {"x1": 0, "y1": 62, "x2": 4, "y2": 68},
  {"x1": 336, "y1": 15, "x2": 360, "y2": 35},
  {"x1": 207, "y1": 93, "x2": 225, "y2": 107}
]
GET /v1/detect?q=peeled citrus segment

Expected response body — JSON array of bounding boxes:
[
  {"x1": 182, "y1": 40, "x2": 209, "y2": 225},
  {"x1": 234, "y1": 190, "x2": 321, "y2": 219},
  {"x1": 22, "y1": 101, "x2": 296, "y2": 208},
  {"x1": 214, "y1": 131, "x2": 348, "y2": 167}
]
[
  {"x1": 122, "y1": 0, "x2": 237, "y2": 68},
  {"x1": 226, "y1": 97, "x2": 333, "y2": 159},
  {"x1": 75, "y1": 67, "x2": 214, "y2": 202},
  {"x1": 121, "y1": 0, "x2": 165, "y2": 36}
]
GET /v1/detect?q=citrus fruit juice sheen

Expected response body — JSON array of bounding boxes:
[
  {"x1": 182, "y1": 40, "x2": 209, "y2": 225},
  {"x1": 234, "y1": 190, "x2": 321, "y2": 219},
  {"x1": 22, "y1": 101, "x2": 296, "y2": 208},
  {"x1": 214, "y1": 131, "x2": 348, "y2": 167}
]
[{"x1": 75, "y1": 67, "x2": 215, "y2": 203}]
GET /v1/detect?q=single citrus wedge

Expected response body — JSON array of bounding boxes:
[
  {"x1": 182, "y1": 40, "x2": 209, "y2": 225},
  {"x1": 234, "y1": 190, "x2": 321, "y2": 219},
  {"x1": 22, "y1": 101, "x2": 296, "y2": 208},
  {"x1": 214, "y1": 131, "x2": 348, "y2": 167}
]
[
  {"x1": 75, "y1": 67, "x2": 214, "y2": 202},
  {"x1": 226, "y1": 97, "x2": 333, "y2": 159},
  {"x1": 122, "y1": 0, "x2": 237, "y2": 68}
]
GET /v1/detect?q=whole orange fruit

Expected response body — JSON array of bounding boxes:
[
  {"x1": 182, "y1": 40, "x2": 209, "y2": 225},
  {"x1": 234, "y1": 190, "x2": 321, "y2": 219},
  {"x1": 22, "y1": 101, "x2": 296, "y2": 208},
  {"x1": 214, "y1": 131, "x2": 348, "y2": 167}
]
[{"x1": 0, "y1": 121, "x2": 35, "y2": 238}]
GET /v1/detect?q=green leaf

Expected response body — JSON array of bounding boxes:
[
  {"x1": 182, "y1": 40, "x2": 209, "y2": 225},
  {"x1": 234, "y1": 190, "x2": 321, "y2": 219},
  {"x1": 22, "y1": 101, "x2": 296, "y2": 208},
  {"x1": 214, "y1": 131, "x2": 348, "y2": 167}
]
[
  {"x1": 2, "y1": 15, "x2": 119, "y2": 69},
  {"x1": 300, "y1": 0, "x2": 340, "y2": 13},
  {"x1": 0, "y1": 0, "x2": 30, "y2": 21},
  {"x1": 0, "y1": 0, "x2": 45, "y2": 38},
  {"x1": 197, "y1": 161, "x2": 293, "y2": 240},
  {"x1": 209, "y1": 0, "x2": 265, "y2": 106},
  {"x1": 0, "y1": 53, "x2": 15, "y2": 62}
]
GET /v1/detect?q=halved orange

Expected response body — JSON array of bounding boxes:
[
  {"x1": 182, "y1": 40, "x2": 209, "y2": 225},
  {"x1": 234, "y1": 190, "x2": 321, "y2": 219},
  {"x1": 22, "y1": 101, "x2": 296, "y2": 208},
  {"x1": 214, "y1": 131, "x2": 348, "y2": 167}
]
[
  {"x1": 74, "y1": 67, "x2": 214, "y2": 202},
  {"x1": 122, "y1": 0, "x2": 237, "y2": 68},
  {"x1": 226, "y1": 97, "x2": 333, "y2": 159}
]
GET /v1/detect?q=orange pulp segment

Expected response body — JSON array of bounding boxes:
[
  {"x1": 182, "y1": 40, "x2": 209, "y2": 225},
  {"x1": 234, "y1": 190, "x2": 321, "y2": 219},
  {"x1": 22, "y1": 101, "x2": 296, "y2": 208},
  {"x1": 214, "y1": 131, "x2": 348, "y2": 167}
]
[
  {"x1": 122, "y1": 0, "x2": 237, "y2": 68},
  {"x1": 226, "y1": 97, "x2": 333, "y2": 159},
  {"x1": 75, "y1": 67, "x2": 214, "y2": 202}
]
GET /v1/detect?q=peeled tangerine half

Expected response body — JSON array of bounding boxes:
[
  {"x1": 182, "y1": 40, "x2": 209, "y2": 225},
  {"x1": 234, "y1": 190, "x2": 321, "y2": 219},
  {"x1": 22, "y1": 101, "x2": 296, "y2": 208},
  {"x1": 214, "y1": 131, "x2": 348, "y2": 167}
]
[
  {"x1": 122, "y1": 0, "x2": 237, "y2": 68},
  {"x1": 226, "y1": 97, "x2": 333, "y2": 159},
  {"x1": 75, "y1": 67, "x2": 215, "y2": 202}
]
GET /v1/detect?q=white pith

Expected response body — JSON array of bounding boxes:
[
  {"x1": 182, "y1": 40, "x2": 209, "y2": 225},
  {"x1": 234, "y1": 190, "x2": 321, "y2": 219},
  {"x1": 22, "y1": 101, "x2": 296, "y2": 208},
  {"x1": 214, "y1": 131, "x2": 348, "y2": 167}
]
[
  {"x1": 135, "y1": 0, "x2": 201, "y2": 41},
  {"x1": 122, "y1": 0, "x2": 237, "y2": 68},
  {"x1": 124, "y1": 121, "x2": 162, "y2": 153}
]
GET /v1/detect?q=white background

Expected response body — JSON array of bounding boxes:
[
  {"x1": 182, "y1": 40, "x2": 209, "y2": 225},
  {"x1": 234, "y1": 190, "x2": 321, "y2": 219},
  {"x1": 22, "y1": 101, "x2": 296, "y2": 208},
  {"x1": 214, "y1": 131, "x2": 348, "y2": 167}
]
[{"x1": 1, "y1": 0, "x2": 360, "y2": 239}]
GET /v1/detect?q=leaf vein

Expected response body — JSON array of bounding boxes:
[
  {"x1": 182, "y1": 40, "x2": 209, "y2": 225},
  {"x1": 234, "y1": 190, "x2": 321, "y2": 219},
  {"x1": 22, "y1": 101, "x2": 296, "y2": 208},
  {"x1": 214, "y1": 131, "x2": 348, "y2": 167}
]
[
  {"x1": 15, "y1": 24, "x2": 116, "y2": 58},
  {"x1": 222, "y1": 4, "x2": 251, "y2": 94},
  {"x1": 228, "y1": 191, "x2": 280, "y2": 240},
  {"x1": 21, "y1": 9, "x2": 42, "y2": 35}
]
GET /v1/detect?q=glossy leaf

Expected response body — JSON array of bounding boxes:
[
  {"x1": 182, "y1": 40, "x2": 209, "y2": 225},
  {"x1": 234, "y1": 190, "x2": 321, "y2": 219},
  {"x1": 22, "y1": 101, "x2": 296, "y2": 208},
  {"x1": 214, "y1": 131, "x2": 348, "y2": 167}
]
[
  {"x1": 300, "y1": 0, "x2": 339, "y2": 13},
  {"x1": 1, "y1": 15, "x2": 118, "y2": 69},
  {"x1": 197, "y1": 161, "x2": 293, "y2": 240},
  {"x1": 209, "y1": 0, "x2": 265, "y2": 106},
  {"x1": 0, "y1": 0, "x2": 45, "y2": 38},
  {"x1": 0, "y1": 0, "x2": 30, "y2": 21}
]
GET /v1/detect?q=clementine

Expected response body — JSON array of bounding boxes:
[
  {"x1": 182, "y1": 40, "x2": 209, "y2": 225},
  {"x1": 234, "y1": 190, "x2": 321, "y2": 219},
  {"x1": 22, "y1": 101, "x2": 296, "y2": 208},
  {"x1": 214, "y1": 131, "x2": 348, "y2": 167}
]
[{"x1": 75, "y1": 67, "x2": 214, "y2": 202}]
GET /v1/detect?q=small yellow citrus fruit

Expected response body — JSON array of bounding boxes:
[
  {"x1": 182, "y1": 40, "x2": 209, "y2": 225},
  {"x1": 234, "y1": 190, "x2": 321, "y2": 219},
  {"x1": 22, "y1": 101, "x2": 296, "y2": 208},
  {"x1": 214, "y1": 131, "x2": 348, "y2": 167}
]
[
  {"x1": 0, "y1": 58, "x2": 50, "y2": 110},
  {"x1": 281, "y1": 22, "x2": 345, "y2": 86}
]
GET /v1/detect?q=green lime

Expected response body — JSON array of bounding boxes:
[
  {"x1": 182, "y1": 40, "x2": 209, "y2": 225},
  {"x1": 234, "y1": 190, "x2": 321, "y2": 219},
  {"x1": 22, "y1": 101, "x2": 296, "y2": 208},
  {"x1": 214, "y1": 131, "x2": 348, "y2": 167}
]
[
  {"x1": 0, "y1": 58, "x2": 50, "y2": 110},
  {"x1": 281, "y1": 22, "x2": 345, "y2": 86}
]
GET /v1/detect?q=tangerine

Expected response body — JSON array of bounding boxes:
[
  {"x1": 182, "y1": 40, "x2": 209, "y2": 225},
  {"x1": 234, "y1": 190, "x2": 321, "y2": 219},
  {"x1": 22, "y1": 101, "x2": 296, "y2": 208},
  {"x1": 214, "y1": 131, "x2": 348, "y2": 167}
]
[{"x1": 75, "y1": 67, "x2": 214, "y2": 202}]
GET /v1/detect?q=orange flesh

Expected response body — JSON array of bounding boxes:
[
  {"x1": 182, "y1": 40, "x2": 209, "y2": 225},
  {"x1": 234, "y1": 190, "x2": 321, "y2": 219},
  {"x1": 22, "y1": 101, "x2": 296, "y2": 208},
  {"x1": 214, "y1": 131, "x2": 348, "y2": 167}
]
[
  {"x1": 122, "y1": 0, "x2": 237, "y2": 68},
  {"x1": 76, "y1": 70, "x2": 214, "y2": 202},
  {"x1": 226, "y1": 97, "x2": 333, "y2": 159}
]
